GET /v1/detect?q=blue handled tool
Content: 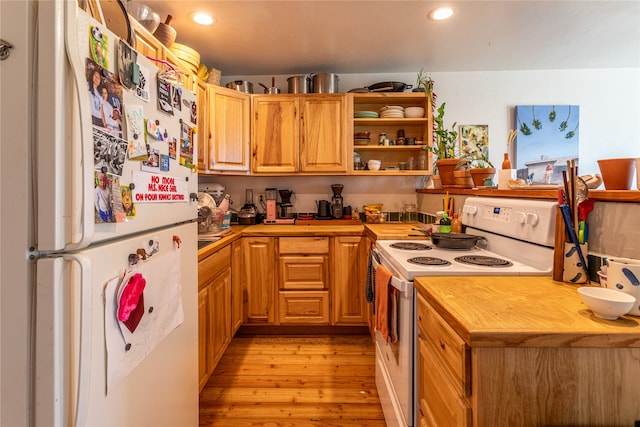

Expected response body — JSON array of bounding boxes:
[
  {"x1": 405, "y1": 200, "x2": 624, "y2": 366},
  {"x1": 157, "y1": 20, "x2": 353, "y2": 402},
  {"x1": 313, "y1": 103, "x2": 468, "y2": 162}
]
[{"x1": 560, "y1": 204, "x2": 589, "y2": 278}]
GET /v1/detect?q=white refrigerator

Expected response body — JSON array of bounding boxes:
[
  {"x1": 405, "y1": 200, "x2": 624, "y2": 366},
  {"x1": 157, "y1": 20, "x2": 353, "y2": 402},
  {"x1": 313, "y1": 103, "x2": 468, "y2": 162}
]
[{"x1": 1, "y1": 1, "x2": 199, "y2": 425}]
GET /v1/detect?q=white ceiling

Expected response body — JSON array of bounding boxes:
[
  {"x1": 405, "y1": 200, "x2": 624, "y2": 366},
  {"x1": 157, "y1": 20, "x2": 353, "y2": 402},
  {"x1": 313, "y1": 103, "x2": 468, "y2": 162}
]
[{"x1": 131, "y1": 1, "x2": 640, "y2": 76}]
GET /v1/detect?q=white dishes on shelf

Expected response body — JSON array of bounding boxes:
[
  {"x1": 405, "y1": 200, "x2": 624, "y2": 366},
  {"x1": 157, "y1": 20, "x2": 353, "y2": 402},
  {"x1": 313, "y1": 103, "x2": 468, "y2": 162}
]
[
  {"x1": 368, "y1": 159, "x2": 381, "y2": 171},
  {"x1": 379, "y1": 105, "x2": 404, "y2": 118},
  {"x1": 404, "y1": 106, "x2": 425, "y2": 118}
]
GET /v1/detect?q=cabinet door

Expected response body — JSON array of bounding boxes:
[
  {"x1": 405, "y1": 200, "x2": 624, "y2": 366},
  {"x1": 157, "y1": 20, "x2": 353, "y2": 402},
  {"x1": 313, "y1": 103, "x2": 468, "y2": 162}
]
[
  {"x1": 132, "y1": 22, "x2": 163, "y2": 60},
  {"x1": 242, "y1": 237, "x2": 276, "y2": 324},
  {"x1": 208, "y1": 85, "x2": 251, "y2": 172},
  {"x1": 209, "y1": 268, "x2": 232, "y2": 369},
  {"x1": 198, "y1": 285, "x2": 211, "y2": 391},
  {"x1": 251, "y1": 96, "x2": 299, "y2": 173},
  {"x1": 196, "y1": 78, "x2": 209, "y2": 172},
  {"x1": 231, "y1": 240, "x2": 243, "y2": 334},
  {"x1": 300, "y1": 95, "x2": 348, "y2": 173},
  {"x1": 331, "y1": 236, "x2": 368, "y2": 325},
  {"x1": 417, "y1": 337, "x2": 472, "y2": 427}
]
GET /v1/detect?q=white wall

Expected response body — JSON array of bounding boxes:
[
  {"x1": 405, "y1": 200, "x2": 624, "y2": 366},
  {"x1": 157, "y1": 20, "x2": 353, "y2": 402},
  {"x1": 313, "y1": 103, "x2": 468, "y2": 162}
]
[
  {"x1": 225, "y1": 68, "x2": 640, "y2": 181},
  {"x1": 205, "y1": 68, "x2": 639, "y2": 213}
]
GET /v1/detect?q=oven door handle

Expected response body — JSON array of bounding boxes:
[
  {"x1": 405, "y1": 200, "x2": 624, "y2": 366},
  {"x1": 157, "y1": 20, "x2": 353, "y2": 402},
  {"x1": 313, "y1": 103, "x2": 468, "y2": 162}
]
[{"x1": 371, "y1": 249, "x2": 413, "y2": 296}]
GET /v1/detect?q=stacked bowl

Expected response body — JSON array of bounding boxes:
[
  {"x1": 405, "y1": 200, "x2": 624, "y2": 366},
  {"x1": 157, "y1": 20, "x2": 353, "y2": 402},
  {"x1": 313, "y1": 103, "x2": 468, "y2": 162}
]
[
  {"x1": 354, "y1": 131, "x2": 370, "y2": 146},
  {"x1": 379, "y1": 105, "x2": 404, "y2": 118},
  {"x1": 404, "y1": 106, "x2": 425, "y2": 118}
]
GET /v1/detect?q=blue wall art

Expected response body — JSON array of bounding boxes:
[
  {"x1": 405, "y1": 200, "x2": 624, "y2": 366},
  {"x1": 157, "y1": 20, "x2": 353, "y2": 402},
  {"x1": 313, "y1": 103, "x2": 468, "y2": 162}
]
[{"x1": 514, "y1": 105, "x2": 579, "y2": 185}]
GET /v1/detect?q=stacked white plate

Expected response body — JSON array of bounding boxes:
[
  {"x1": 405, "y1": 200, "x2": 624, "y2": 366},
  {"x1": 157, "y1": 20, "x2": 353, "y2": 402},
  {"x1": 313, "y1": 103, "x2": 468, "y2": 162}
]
[{"x1": 379, "y1": 105, "x2": 404, "y2": 118}]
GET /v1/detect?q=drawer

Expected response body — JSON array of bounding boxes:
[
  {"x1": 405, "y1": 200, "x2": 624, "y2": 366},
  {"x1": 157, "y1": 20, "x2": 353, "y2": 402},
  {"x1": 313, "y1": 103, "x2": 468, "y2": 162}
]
[
  {"x1": 198, "y1": 244, "x2": 231, "y2": 288},
  {"x1": 418, "y1": 337, "x2": 472, "y2": 427},
  {"x1": 279, "y1": 237, "x2": 329, "y2": 254},
  {"x1": 417, "y1": 293, "x2": 470, "y2": 396},
  {"x1": 278, "y1": 291, "x2": 330, "y2": 324},
  {"x1": 279, "y1": 255, "x2": 328, "y2": 289}
]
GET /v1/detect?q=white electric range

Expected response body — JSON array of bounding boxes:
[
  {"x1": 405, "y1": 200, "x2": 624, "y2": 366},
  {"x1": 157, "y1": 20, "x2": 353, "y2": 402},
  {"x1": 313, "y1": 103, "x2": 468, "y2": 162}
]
[{"x1": 372, "y1": 197, "x2": 558, "y2": 427}]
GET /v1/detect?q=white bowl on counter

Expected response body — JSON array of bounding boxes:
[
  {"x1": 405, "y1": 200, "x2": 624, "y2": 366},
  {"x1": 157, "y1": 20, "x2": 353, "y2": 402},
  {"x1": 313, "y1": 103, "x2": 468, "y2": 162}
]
[{"x1": 577, "y1": 286, "x2": 636, "y2": 320}]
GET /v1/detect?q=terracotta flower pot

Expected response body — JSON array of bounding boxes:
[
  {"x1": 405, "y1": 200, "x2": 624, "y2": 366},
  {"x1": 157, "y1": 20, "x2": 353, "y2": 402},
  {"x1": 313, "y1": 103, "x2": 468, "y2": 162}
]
[
  {"x1": 435, "y1": 158, "x2": 460, "y2": 187},
  {"x1": 453, "y1": 170, "x2": 474, "y2": 188},
  {"x1": 597, "y1": 158, "x2": 636, "y2": 190},
  {"x1": 469, "y1": 167, "x2": 497, "y2": 187}
]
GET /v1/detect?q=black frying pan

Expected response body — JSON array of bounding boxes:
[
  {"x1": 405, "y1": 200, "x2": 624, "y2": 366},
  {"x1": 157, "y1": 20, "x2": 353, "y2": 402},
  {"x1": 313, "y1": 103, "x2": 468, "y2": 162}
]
[{"x1": 413, "y1": 229, "x2": 487, "y2": 249}]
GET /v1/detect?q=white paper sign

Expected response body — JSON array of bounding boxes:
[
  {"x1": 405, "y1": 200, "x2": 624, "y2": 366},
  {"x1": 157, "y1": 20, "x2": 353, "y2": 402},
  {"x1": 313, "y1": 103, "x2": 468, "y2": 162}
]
[
  {"x1": 104, "y1": 249, "x2": 184, "y2": 393},
  {"x1": 131, "y1": 170, "x2": 188, "y2": 203}
]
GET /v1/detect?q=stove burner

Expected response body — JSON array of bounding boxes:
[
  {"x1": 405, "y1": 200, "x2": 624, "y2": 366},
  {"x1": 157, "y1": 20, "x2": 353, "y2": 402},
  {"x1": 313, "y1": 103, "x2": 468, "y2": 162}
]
[
  {"x1": 407, "y1": 257, "x2": 451, "y2": 266},
  {"x1": 390, "y1": 242, "x2": 431, "y2": 251},
  {"x1": 454, "y1": 255, "x2": 513, "y2": 267}
]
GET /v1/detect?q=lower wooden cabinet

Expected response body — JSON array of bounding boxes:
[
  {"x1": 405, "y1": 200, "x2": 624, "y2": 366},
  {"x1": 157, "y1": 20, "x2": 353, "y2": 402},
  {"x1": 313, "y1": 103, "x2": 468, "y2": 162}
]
[
  {"x1": 242, "y1": 237, "x2": 276, "y2": 324},
  {"x1": 230, "y1": 240, "x2": 243, "y2": 334},
  {"x1": 278, "y1": 237, "x2": 330, "y2": 324},
  {"x1": 416, "y1": 292, "x2": 471, "y2": 426},
  {"x1": 198, "y1": 245, "x2": 232, "y2": 390},
  {"x1": 331, "y1": 236, "x2": 368, "y2": 325}
]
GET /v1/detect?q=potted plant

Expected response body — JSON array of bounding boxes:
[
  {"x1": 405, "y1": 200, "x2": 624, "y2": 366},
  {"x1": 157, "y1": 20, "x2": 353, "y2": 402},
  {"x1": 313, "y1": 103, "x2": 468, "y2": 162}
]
[
  {"x1": 413, "y1": 68, "x2": 434, "y2": 94},
  {"x1": 462, "y1": 147, "x2": 496, "y2": 187},
  {"x1": 426, "y1": 102, "x2": 459, "y2": 186}
]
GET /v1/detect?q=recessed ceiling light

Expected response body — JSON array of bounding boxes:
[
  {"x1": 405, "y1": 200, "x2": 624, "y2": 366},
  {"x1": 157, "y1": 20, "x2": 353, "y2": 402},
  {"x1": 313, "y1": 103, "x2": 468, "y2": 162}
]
[
  {"x1": 429, "y1": 7, "x2": 454, "y2": 21},
  {"x1": 192, "y1": 12, "x2": 215, "y2": 26}
]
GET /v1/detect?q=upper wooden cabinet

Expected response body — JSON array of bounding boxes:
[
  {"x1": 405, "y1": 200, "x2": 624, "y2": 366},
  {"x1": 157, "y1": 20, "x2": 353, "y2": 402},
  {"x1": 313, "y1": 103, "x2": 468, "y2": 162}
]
[
  {"x1": 196, "y1": 78, "x2": 209, "y2": 173},
  {"x1": 251, "y1": 94, "x2": 349, "y2": 174},
  {"x1": 204, "y1": 85, "x2": 251, "y2": 174}
]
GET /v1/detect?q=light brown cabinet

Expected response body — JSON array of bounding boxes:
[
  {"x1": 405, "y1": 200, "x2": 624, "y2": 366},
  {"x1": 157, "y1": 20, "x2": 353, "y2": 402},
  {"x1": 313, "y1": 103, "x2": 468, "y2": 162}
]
[
  {"x1": 416, "y1": 292, "x2": 471, "y2": 427},
  {"x1": 251, "y1": 94, "x2": 349, "y2": 174},
  {"x1": 196, "y1": 78, "x2": 209, "y2": 173},
  {"x1": 231, "y1": 240, "x2": 244, "y2": 334},
  {"x1": 198, "y1": 245, "x2": 232, "y2": 390},
  {"x1": 415, "y1": 280, "x2": 640, "y2": 426},
  {"x1": 241, "y1": 237, "x2": 276, "y2": 324},
  {"x1": 203, "y1": 85, "x2": 251, "y2": 173},
  {"x1": 351, "y1": 92, "x2": 432, "y2": 176},
  {"x1": 277, "y1": 237, "x2": 330, "y2": 324},
  {"x1": 331, "y1": 236, "x2": 368, "y2": 325}
]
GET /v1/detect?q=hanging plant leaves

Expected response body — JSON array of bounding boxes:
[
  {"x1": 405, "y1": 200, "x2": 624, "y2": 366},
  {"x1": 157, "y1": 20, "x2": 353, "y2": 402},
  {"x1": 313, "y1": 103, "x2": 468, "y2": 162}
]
[
  {"x1": 565, "y1": 121, "x2": 579, "y2": 139},
  {"x1": 520, "y1": 122, "x2": 532, "y2": 135},
  {"x1": 532, "y1": 119, "x2": 542, "y2": 130},
  {"x1": 559, "y1": 106, "x2": 571, "y2": 132},
  {"x1": 548, "y1": 106, "x2": 556, "y2": 122},
  {"x1": 531, "y1": 106, "x2": 542, "y2": 130}
]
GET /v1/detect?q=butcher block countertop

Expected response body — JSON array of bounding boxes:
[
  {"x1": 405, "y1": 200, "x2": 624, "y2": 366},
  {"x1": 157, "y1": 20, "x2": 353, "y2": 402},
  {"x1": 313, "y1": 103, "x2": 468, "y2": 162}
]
[
  {"x1": 198, "y1": 222, "x2": 427, "y2": 260},
  {"x1": 414, "y1": 276, "x2": 640, "y2": 348},
  {"x1": 364, "y1": 223, "x2": 429, "y2": 240}
]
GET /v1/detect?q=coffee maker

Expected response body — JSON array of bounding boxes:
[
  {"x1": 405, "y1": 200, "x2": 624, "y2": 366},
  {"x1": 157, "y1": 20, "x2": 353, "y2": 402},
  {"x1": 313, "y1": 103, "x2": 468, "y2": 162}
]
[
  {"x1": 330, "y1": 184, "x2": 344, "y2": 219},
  {"x1": 278, "y1": 189, "x2": 295, "y2": 219}
]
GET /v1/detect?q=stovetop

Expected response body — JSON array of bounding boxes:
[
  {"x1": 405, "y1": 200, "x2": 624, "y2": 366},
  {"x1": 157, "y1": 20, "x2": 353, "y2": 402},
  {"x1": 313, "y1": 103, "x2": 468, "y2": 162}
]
[{"x1": 375, "y1": 238, "x2": 553, "y2": 280}]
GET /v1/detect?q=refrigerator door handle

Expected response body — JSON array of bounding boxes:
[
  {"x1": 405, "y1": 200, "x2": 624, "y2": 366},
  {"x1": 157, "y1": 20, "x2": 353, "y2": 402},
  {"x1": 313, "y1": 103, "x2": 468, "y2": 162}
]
[
  {"x1": 64, "y1": 253, "x2": 93, "y2": 427},
  {"x1": 64, "y1": 0, "x2": 95, "y2": 251}
]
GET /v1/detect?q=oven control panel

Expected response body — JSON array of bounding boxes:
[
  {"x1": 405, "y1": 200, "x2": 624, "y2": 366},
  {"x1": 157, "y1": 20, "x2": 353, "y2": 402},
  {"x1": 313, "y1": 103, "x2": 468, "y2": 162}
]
[{"x1": 462, "y1": 197, "x2": 557, "y2": 246}]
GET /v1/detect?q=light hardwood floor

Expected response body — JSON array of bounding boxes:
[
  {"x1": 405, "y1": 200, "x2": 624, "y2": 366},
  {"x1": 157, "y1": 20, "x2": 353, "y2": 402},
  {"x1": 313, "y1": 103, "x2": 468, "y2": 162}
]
[{"x1": 199, "y1": 335, "x2": 386, "y2": 426}]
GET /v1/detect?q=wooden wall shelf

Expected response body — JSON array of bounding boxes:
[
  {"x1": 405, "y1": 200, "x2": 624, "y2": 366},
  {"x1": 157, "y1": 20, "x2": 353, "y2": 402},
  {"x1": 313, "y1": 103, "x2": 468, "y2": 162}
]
[{"x1": 416, "y1": 188, "x2": 640, "y2": 203}]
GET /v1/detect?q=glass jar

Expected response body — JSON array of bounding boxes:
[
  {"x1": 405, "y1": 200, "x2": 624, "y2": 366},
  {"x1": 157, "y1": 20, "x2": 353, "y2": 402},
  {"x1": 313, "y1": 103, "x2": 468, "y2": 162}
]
[{"x1": 403, "y1": 204, "x2": 418, "y2": 223}]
